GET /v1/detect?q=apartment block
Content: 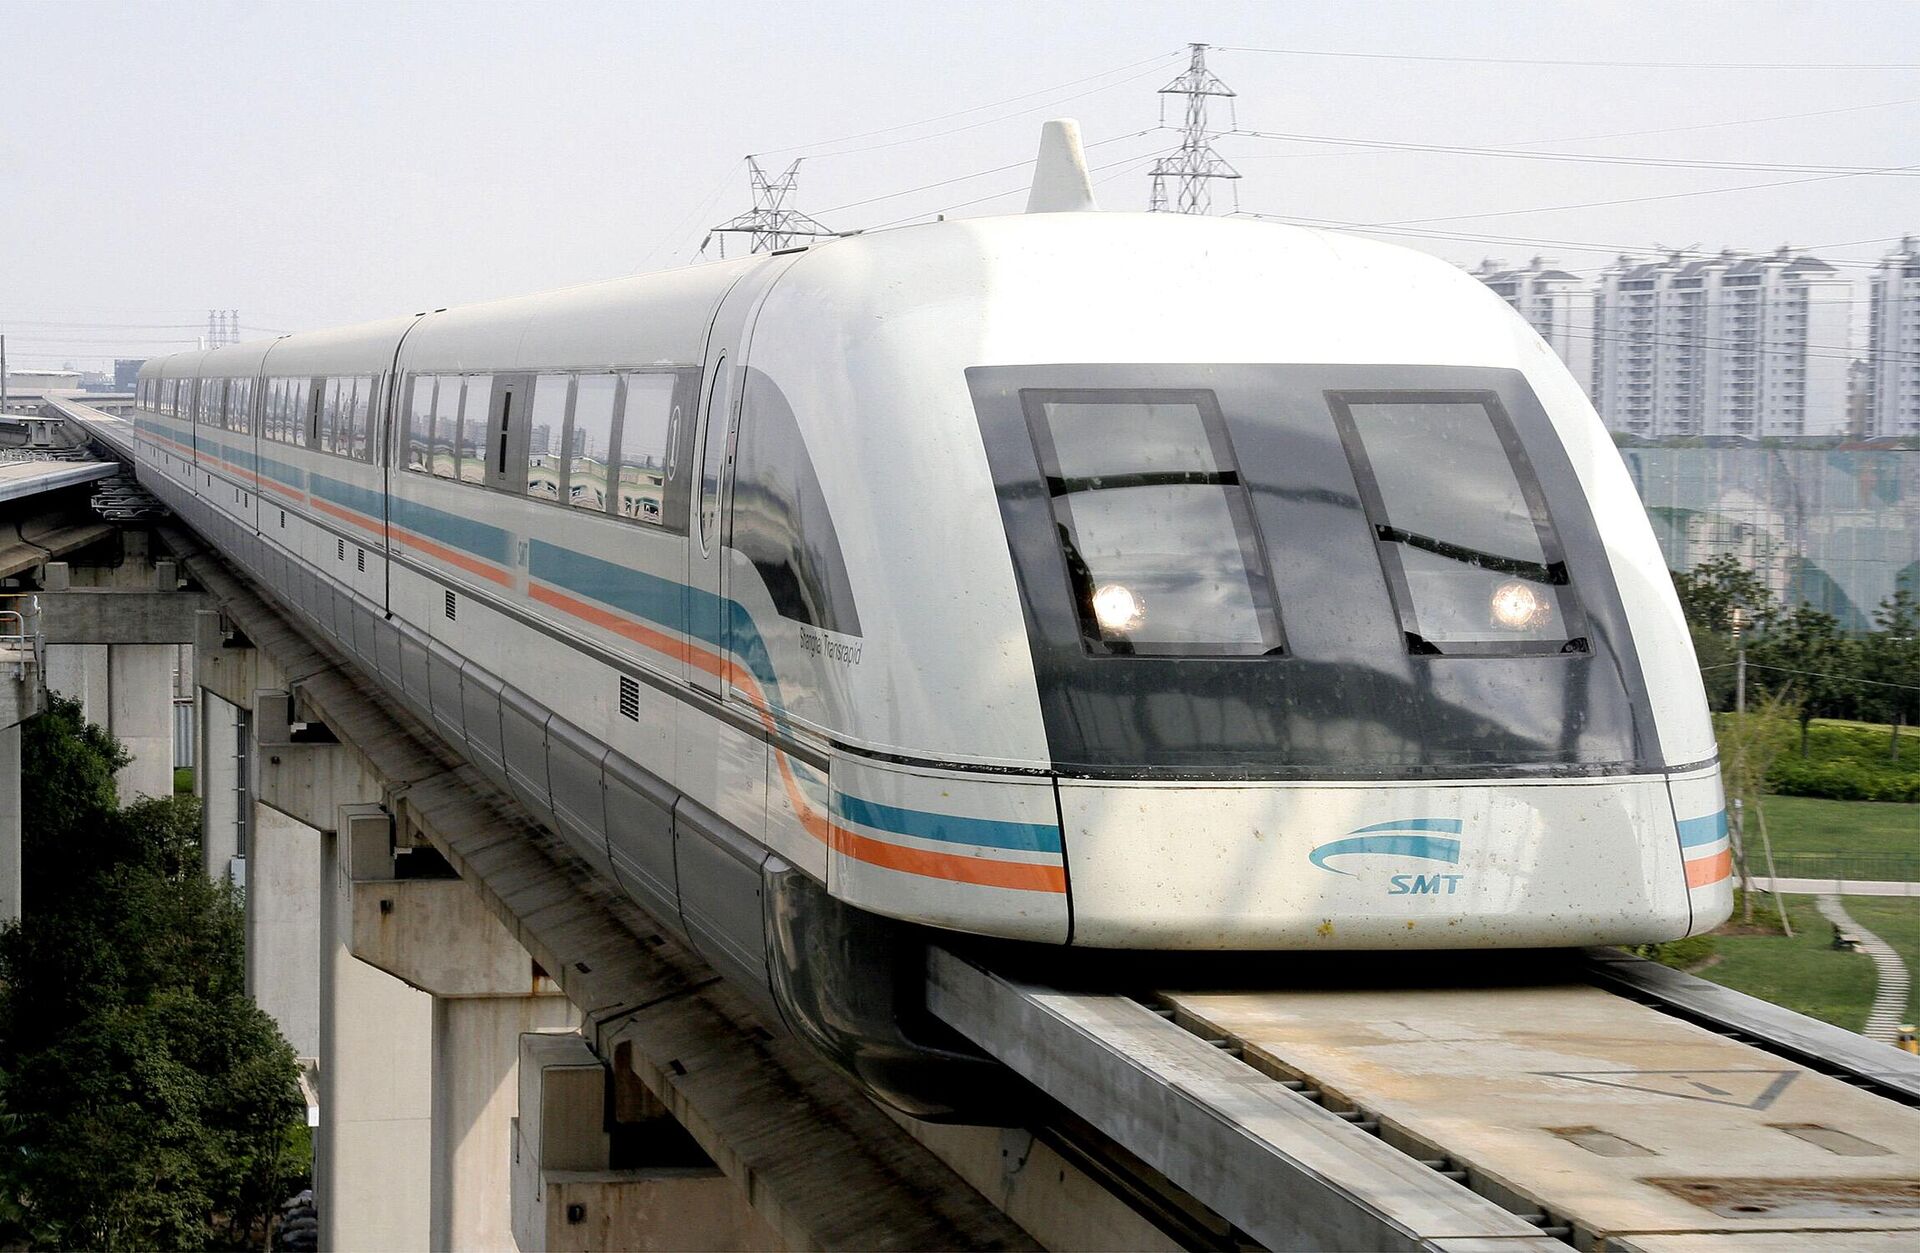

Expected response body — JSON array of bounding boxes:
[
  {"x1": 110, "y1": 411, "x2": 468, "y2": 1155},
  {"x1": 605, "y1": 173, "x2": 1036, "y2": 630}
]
[
  {"x1": 1867, "y1": 236, "x2": 1920, "y2": 436},
  {"x1": 1590, "y1": 247, "x2": 1851, "y2": 439}
]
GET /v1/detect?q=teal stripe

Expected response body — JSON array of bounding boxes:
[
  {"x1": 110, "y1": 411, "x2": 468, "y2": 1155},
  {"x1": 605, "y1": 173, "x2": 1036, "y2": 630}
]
[
  {"x1": 1309, "y1": 834, "x2": 1461, "y2": 876},
  {"x1": 834, "y1": 795, "x2": 1061, "y2": 853},
  {"x1": 1676, "y1": 810, "x2": 1728, "y2": 848}
]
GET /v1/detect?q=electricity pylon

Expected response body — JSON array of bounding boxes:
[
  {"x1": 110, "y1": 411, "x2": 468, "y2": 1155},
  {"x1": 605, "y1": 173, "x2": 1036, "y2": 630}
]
[
  {"x1": 705, "y1": 159, "x2": 837, "y2": 257},
  {"x1": 1148, "y1": 43, "x2": 1240, "y2": 215}
]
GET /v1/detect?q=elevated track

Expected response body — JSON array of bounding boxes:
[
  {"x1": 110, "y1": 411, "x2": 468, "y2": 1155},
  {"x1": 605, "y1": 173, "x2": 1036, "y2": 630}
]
[{"x1": 51, "y1": 395, "x2": 1920, "y2": 1252}]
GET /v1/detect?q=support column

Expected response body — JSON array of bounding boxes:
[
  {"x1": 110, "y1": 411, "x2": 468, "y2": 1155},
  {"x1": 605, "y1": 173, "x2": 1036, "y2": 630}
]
[
  {"x1": 246, "y1": 801, "x2": 321, "y2": 1060},
  {"x1": 107, "y1": 643, "x2": 174, "y2": 804},
  {"x1": 43, "y1": 642, "x2": 107, "y2": 722},
  {"x1": 319, "y1": 809, "x2": 433, "y2": 1253},
  {"x1": 0, "y1": 724, "x2": 19, "y2": 924},
  {"x1": 198, "y1": 690, "x2": 245, "y2": 879},
  {"x1": 433, "y1": 996, "x2": 575, "y2": 1248},
  {"x1": 342, "y1": 808, "x2": 573, "y2": 1253}
]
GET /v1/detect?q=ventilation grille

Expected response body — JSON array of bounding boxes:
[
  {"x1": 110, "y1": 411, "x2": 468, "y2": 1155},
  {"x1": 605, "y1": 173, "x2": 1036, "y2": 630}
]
[
  {"x1": 337, "y1": 538, "x2": 345, "y2": 561},
  {"x1": 618, "y1": 675, "x2": 640, "y2": 722},
  {"x1": 444, "y1": 590, "x2": 456, "y2": 621},
  {"x1": 356, "y1": 547, "x2": 366, "y2": 573}
]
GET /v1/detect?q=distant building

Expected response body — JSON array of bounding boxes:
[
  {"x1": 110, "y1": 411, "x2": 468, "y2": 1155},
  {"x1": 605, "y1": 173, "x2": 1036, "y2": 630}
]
[
  {"x1": 1470, "y1": 257, "x2": 1595, "y2": 395},
  {"x1": 1867, "y1": 236, "x2": 1920, "y2": 436},
  {"x1": 1592, "y1": 247, "x2": 1851, "y2": 439},
  {"x1": 114, "y1": 358, "x2": 147, "y2": 389}
]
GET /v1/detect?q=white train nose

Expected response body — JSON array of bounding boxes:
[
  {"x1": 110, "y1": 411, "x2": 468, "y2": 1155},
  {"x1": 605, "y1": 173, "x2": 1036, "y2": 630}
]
[{"x1": 1058, "y1": 773, "x2": 1703, "y2": 949}]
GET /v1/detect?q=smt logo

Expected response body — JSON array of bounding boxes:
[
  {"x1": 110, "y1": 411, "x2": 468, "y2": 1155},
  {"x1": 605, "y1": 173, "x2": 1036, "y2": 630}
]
[{"x1": 1307, "y1": 819, "x2": 1465, "y2": 895}]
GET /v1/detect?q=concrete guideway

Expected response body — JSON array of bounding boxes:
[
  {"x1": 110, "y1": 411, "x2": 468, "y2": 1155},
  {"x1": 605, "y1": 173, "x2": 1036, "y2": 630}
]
[
  {"x1": 932, "y1": 947, "x2": 1920, "y2": 1252},
  {"x1": 1815, "y1": 895, "x2": 1914, "y2": 1044},
  {"x1": 163, "y1": 523, "x2": 1035, "y2": 1252}
]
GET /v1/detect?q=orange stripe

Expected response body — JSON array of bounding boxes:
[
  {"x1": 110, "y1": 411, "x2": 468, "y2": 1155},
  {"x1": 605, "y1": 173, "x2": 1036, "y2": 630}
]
[
  {"x1": 1686, "y1": 848, "x2": 1733, "y2": 888},
  {"x1": 532, "y1": 579, "x2": 1066, "y2": 894}
]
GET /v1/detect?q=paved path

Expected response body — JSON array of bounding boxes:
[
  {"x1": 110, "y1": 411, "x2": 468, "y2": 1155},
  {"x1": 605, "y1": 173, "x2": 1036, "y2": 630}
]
[
  {"x1": 1751, "y1": 876, "x2": 1920, "y2": 897},
  {"x1": 1813, "y1": 894, "x2": 1912, "y2": 1044}
]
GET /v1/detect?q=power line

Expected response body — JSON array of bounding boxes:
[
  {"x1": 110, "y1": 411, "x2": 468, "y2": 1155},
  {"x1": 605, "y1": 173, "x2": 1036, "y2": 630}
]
[
  {"x1": 1217, "y1": 46, "x2": 1920, "y2": 71},
  {"x1": 1380, "y1": 160, "x2": 1920, "y2": 226},
  {"x1": 705, "y1": 159, "x2": 836, "y2": 256},
  {"x1": 755, "y1": 49, "x2": 1183, "y2": 158},
  {"x1": 1231, "y1": 129, "x2": 1920, "y2": 177},
  {"x1": 815, "y1": 129, "x2": 1156, "y2": 218}
]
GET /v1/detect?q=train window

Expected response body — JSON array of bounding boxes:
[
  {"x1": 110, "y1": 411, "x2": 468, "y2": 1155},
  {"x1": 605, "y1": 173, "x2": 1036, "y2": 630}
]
[
  {"x1": 729, "y1": 369, "x2": 860, "y2": 633},
  {"x1": 404, "y1": 376, "x2": 434, "y2": 473},
  {"x1": 458, "y1": 376, "x2": 492, "y2": 483},
  {"x1": 1023, "y1": 389, "x2": 1280, "y2": 657},
  {"x1": 1329, "y1": 391, "x2": 1585, "y2": 656},
  {"x1": 616, "y1": 373, "x2": 675, "y2": 524},
  {"x1": 567, "y1": 373, "x2": 617, "y2": 513},
  {"x1": 204, "y1": 378, "x2": 227, "y2": 428},
  {"x1": 526, "y1": 374, "x2": 569, "y2": 501},
  {"x1": 230, "y1": 378, "x2": 252, "y2": 435},
  {"x1": 348, "y1": 376, "x2": 373, "y2": 460},
  {"x1": 430, "y1": 376, "x2": 460, "y2": 478},
  {"x1": 319, "y1": 378, "x2": 341, "y2": 452}
]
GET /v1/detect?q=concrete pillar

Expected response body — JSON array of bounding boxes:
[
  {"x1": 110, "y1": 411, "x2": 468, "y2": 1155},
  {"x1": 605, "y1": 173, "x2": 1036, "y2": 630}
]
[
  {"x1": 318, "y1": 811, "x2": 433, "y2": 1253},
  {"x1": 43, "y1": 642, "x2": 107, "y2": 722},
  {"x1": 246, "y1": 801, "x2": 321, "y2": 1060},
  {"x1": 342, "y1": 807, "x2": 573, "y2": 1253},
  {"x1": 107, "y1": 643, "x2": 174, "y2": 804},
  {"x1": 433, "y1": 996, "x2": 575, "y2": 1249},
  {"x1": 0, "y1": 724, "x2": 19, "y2": 924},
  {"x1": 198, "y1": 690, "x2": 244, "y2": 879}
]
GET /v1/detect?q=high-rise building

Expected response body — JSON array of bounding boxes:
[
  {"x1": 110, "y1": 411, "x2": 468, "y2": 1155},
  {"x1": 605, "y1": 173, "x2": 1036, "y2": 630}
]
[
  {"x1": 1470, "y1": 258, "x2": 1594, "y2": 395},
  {"x1": 1867, "y1": 236, "x2": 1920, "y2": 436},
  {"x1": 1592, "y1": 247, "x2": 1851, "y2": 439},
  {"x1": 114, "y1": 358, "x2": 146, "y2": 389}
]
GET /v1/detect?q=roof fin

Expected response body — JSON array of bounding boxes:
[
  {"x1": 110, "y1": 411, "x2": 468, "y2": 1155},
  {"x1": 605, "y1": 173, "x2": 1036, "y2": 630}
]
[{"x1": 1025, "y1": 119, "x2": 1099, "y2": 214}]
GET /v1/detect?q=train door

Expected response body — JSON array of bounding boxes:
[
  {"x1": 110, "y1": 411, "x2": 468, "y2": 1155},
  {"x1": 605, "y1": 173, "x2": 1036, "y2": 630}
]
[
  {"x1": 484, "y1": 373, "x2": 535, "y2": 495},
  {"x1": 685, "y1": 255, "x2": 801, "y2": 696}
]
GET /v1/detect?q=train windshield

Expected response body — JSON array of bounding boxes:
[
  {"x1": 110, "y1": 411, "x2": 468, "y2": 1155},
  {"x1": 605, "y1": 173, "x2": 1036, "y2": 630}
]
[
  {"x1": 968, "y1": 364, "x2": 1659, "y2": 779},
  {"x1": 1330, "y1": 392, "x2": 1586, "y2": 657},
  {"x1": 1024, "y1": 390, "x2": 1281, "y2": 656}
]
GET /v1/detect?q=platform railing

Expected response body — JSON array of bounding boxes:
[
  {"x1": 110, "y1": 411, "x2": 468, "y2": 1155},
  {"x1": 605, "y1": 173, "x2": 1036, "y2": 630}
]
[{"x1": 0, "y1": 593, "x2": 44, "y2": 681}]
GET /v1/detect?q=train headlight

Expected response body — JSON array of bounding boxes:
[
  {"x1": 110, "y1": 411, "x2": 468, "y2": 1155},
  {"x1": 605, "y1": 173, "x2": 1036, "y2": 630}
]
[
  {"x1": 1092, "y1": 583, "x2": 1144, "y2": 634},
  {"x1": 1490, "y1": 580, "x2": 1550, "y2": 630}
]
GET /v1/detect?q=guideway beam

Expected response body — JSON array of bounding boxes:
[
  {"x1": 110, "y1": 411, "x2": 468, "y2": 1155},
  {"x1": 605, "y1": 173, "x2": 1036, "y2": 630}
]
[
  {"x1": 926, "y1": 948, "x2": 1565, "y2": 1253},
  {"x1": 161, "y1": 525, "x2": 1031, "y2": 1251}
]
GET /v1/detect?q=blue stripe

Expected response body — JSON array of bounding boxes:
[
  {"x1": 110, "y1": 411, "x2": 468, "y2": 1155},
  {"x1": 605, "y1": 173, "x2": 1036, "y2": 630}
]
[
  {"x1": 1350, "y1": 817, "x2": 1463, "y2": 835},
  {"x1": 834, "y1": 794, "x2": 1062, "y2": 854},
  {"x1": 1676, "y1": 810, "x2": 1728, "y2": 848},
  {"x1": 1309, "y1": 834, "x2": 1461, "y2": 876}
]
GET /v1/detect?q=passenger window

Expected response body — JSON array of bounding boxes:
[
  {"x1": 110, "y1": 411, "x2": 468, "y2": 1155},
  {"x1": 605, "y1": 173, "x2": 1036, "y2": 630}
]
[
  {"x1": 527, "y1": 374, "x2": 569, "y2": 501},
  {"x1": 231, "y1": 378, "x2": 251, "y2": 435},
  {"x1": 617, "y1": 373, "x2": 675, "y2": 525},
  {"x1": 350, "y1": 376, "x2": 374, "y2": 461},
  {"x1": 430, "y1": 377, "x2": 459, "y2": 478},
  {"x1": 319, "y1": 379, "x2": 341, "y2": 452},
  {"x1": 568, "y1": 374, "x2": 617, "y2": 513},
  {"x1": 458, "y1": 376, "x2": 492, "y2": 483},
  {"x1": 203, "y1": 379, "x2": 225, "y2": 428},
  {"x1": 405, "y1": 376, "x2": 433, "y2": 473}
]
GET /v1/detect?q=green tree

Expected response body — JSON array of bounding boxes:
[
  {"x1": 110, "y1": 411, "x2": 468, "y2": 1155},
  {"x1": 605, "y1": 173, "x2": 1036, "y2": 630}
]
[
  {"x1": 1861, "y1": 588, "x2": 1920, "y2": 758},
  {"x1": 1672, "y1": 553, "x2": 1776, "y2": 636},
  {"x1": 0, "y1": 700, "x2": 304, "y2": 1250},
  {"x1": 1747, "y1": 605, "x2": 1855, "y2": 756}
]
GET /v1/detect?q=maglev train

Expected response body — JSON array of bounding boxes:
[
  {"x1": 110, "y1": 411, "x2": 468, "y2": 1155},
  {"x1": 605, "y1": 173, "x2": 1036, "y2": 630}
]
[{"x1": 128, "y1": 136, "x2": 1728, "y2": 1109}]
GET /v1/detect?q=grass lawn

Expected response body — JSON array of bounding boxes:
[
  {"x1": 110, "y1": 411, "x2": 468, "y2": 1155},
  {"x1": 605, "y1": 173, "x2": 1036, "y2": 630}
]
[
  {"x1": 1693, "y1": 894, "x2": 1878, "y2": 1032},
  {"x1": 1834, "y1": 895, "x2": 1920, "y2": 1027},
  {"x1": 1754, "y1": 794, "x2": 1920, "y2": 861}
]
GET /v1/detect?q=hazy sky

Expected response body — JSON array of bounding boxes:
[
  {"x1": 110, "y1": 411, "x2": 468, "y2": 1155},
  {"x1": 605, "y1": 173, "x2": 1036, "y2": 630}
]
[{"x1": 4, "y1": 0, "x2": 1916, "y2": 367}]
